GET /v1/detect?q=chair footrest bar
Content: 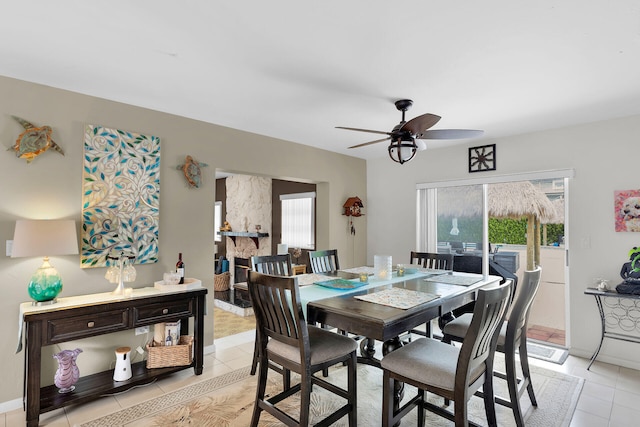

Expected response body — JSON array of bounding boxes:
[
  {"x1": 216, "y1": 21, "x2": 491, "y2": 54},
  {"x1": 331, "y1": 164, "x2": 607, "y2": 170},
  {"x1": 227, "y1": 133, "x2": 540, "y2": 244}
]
[{"x1": 422, "y1": 401, "x2": 483, "y2": 427}]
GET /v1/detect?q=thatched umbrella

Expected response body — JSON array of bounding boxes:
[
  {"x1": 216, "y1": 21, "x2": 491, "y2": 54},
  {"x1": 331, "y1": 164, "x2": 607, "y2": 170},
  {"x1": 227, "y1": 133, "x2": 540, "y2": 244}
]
[
  {"x1": 437, "y1": 182, "x2": 556, "y2": 269},
  {"x1": 488, "y1": 182, "x2": 555, "y2": 269},
  {"x1": 541, "y1": 197, "x2": 565, "y2": 246},
  {"x1": 543, "y1": 197, "x2": 565, "y2": 224}
]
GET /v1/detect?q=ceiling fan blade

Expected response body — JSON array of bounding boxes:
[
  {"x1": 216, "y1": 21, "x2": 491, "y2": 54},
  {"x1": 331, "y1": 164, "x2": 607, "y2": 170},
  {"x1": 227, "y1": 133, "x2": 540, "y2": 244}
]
[
  {"x1": 416, "y1": 129, "x2": 484, "y2": 140},
  {"x1": 348, "y1": 137, "x2": 391, "y2": 149},
  {"x1": 336, "y1": 126, "x2": 391, "y2": 136},
  {"x1": 400, "y1": 113, "x2": 441, "y2": 135}
]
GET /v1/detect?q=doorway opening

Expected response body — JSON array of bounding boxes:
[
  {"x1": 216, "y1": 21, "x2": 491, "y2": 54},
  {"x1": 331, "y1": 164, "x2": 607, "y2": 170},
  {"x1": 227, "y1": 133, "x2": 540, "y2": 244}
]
[{"x1": 212, "y1": 171, "x2": 320, "y2": 341}]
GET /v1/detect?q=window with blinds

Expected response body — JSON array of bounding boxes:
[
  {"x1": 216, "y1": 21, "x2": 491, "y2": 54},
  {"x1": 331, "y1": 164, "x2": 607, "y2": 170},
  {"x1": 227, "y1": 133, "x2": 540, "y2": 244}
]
[{"x1": 280, "y1": 192, "x2": 315, "y2": 249}]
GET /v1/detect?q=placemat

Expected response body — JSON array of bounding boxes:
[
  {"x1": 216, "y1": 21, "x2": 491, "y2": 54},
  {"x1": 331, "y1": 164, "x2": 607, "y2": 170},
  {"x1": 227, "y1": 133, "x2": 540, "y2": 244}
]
[
  {"x1": 296, "y1": 273, "x2": 337, "y2": 286},
  {"x1": 340, "y1": 266, "x2": 375, "y2": 275},
  {"x1": 423, "y1": 274, "x2": 482, "y2": 286},
  {"x1": 354, "y1": 288, "x2": 439, "y2": 309},
  {"x1": 314, "y1": 278, "x2": 368, "y2": 289}
]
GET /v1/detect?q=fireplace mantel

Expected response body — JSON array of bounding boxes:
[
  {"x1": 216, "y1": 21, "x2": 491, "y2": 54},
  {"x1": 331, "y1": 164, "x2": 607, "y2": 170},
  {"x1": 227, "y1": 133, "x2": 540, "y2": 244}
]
[{"x1": 218, "y1": 231, "x2": 269, "y2": 249}]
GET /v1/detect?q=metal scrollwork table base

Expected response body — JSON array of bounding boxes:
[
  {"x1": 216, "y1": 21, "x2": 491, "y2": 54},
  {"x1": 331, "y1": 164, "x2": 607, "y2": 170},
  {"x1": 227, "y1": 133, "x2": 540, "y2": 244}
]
[{"x1": 584, "y1": 287, "x2": 640, "y2": 370}]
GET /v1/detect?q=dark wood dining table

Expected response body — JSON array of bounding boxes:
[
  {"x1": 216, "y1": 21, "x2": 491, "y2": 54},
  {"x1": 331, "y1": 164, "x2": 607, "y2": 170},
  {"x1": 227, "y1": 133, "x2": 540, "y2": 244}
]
[
  {"x1": 306, "y1": 274, "x2": 501, "y2": 361},
  {"x1": 305, "y1": 273, "x2": 501, "y2": 417}
]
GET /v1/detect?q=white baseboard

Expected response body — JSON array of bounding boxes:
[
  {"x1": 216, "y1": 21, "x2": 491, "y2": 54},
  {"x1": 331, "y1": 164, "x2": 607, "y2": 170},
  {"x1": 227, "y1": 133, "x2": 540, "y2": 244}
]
[
  {"x1": 570, "y1": 347, "x2": 640, "y2": 371},
  {"x1": 0, "y1": 397, "x2": 22, "y2": 414}
]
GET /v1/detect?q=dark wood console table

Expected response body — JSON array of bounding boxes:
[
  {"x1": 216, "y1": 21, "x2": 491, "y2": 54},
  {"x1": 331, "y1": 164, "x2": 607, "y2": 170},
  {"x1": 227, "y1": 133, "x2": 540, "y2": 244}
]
[{"x1": 20, "y1": 287, "x2": 207, "y2": 426}]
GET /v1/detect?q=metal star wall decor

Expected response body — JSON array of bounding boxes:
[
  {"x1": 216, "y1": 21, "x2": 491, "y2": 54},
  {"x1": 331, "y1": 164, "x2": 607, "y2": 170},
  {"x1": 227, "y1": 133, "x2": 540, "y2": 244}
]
[{"x1": 468, "y1": 144, "x2": 496, "y2": 173}]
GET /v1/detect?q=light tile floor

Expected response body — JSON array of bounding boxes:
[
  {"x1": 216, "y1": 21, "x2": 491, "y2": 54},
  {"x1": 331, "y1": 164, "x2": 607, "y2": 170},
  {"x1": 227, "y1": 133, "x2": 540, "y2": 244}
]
[{"x1": 2, "y1": 329, "x2": 639, "y2": 427}]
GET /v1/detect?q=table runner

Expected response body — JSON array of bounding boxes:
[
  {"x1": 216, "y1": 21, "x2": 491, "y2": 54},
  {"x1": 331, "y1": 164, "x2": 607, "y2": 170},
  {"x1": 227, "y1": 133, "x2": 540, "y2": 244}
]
[
  {"x1": 354, "y1": 287, "x2": 439, "y2": 310},
  {"x1": 314, "y1": 278, "x2": 368, "y2": 289}
]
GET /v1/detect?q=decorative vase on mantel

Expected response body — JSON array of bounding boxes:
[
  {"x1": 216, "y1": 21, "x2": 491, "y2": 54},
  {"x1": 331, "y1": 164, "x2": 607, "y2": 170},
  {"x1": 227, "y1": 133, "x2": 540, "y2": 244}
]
[{"x1": 53, "y1": 348, "x2": 82, "y2": 393}]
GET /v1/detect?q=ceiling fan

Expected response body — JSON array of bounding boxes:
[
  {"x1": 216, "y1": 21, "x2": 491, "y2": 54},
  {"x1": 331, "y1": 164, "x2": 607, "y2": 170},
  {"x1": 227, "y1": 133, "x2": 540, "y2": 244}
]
[{"x1": 336, "y1": 99, "x2": 484, "y2": 164}]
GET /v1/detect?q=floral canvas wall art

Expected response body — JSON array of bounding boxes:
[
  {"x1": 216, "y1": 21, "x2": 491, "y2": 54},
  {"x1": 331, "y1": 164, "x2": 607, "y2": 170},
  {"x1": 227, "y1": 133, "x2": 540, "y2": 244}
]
[
  {"x1": 81, "y1": 125, "x2": 161, "y2": 267},
  {"x1": 614, "y1": 189, "x2": 640, "y2": 232}
]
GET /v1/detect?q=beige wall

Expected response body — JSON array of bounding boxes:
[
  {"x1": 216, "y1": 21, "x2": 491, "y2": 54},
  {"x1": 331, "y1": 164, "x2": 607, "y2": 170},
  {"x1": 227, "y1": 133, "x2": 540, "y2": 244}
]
[
  {"x1": 0, "y1": 76, "x2": 367, "y2": 406},
  {"x1": 366, "y1": 115, "x2": 640, "y2": 369}
]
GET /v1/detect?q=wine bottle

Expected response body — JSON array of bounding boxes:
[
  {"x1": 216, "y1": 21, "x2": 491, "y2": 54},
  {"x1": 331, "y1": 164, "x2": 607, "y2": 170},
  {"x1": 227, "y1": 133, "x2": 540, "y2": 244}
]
[{"x1": 176, "y1": 253, "x2": 185, "y2": 284}]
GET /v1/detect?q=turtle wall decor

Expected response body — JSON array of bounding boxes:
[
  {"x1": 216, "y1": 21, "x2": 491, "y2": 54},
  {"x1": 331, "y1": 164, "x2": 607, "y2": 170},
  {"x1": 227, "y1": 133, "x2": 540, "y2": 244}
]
[
  {"x1": 176, "y1": 155, "x2": 208, "y2": 188},
  {"x1": 9, "y1": 116, "x2": 65, "y2": 163}
]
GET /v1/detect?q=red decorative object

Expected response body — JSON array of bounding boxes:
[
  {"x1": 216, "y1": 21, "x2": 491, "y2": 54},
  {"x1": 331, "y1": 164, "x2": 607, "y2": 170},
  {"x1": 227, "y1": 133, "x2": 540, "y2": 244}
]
[{"x1": 343, "y1": 197, "x2": 364, "y2": 217}]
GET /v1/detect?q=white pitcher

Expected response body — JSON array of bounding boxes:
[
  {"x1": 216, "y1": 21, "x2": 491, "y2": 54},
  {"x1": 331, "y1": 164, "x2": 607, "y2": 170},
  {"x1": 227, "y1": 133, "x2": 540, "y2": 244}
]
[{"x1": 113, "y1": 346, "x2": 132, "y2": 381}]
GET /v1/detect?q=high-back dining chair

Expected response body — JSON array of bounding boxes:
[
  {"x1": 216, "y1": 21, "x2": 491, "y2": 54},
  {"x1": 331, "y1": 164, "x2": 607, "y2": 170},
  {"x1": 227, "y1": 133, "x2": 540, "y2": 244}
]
[
  {"x1": 410, "y1": 251, "x2": 454, "y2": 270},
  {"x1": 247, "y1": 271, "x2": 358, "y2": 426},
  {"x1": 408, "y1": 251, "x2": 455, "y2": 338},
  {"x1": 249, "y1": 253, "x2": 293, "y2": 376},
  {"x1": 251, "y1": 254, "x2": 293, "y2": 276},
  {"x1": 442, "y1": 267, "x2": 542, "y2": 427},
  {"x1": 308, "y1": 249, "x2": 340, "y2": 273},
  {"x1": 381, "y1": 280, "x2": 512, "y2": 427},
  {"x1": 308, "y1": 249, "x2": 349, "y2": 367}
]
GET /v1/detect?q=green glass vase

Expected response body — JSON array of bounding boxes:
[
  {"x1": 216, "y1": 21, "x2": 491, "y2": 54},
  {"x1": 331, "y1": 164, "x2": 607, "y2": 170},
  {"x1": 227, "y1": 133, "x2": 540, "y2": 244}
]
[{"x1": 27, "y1": 257, "x2": 63, "y2": 302}]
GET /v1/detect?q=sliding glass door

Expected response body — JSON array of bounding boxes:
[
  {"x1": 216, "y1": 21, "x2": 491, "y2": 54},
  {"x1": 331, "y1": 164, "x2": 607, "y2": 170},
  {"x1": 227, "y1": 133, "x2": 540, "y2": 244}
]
[{"x1": 417, "y1": 172, "x2": 571, "y2": 347}]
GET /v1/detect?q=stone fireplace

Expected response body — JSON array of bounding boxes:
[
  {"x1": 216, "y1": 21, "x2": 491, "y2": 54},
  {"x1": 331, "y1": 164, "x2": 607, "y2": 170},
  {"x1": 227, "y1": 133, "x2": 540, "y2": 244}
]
[
  {"x1": 224, "y1": 174, "x2": 272, "y2": 284},
  {"x1": 234, "y1": 256, "x2": 250, "y2": 284}
]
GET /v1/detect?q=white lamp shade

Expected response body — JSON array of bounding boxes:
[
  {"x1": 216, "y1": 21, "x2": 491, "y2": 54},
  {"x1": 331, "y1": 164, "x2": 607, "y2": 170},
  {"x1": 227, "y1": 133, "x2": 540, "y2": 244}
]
[{"x1": 12, "y1": 220, "x2": 79, "y2": 258}]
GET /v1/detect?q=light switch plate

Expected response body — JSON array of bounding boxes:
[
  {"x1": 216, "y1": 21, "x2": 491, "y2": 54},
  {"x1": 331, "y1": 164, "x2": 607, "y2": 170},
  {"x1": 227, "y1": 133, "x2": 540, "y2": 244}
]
[{"x1": 6, "y1": 240, "x2": 12, "y2": 257}]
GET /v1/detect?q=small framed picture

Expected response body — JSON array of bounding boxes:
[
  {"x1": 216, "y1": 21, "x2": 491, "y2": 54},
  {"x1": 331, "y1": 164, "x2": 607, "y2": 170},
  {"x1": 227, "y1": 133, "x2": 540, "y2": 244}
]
[
  {"x1": 614, "y1": 189, "x2": 640, "y2": 232},
  {"x1": 164, "y1": 320, "x2": 181, "y2": 346},
  {"x1": 469, "y1": 144, "x2": 496, "y2": 173}
]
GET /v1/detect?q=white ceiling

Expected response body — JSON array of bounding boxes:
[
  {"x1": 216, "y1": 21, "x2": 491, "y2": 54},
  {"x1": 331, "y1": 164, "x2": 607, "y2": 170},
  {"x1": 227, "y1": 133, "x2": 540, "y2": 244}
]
[{"x1": 2, "y1": 1, "x2": 640, "y2": 160}]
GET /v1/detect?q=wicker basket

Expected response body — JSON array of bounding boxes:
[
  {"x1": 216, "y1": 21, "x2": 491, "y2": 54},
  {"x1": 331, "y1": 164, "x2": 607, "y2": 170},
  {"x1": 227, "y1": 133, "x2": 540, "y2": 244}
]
[
  {"x1": 146, "y1": 335, "x2": 193, "y2": 368},
  {"x1": 214, "y1": 272, "x2": 231, "y2": 291}
]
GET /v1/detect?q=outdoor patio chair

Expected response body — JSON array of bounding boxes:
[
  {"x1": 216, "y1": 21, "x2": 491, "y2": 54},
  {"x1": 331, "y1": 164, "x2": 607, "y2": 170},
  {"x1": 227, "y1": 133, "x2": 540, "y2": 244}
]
[
  {"x1": 381, "y1": 280, "x2": 512, "y2": 427},
  {"x1": 248, "y1": 271, "x2": 358, "y2": 426},
  {"x1": 442, "y1": 267, "x2": 542, "y2": 427}
]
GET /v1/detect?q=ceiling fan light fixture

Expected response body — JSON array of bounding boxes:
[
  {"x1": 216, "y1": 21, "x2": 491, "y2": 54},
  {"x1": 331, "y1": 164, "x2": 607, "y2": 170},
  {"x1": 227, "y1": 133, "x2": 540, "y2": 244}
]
[
  {"x1": 338, "y1": 98, "x2": 482, "y2": 159},
  {"x1": 388, "y1": 135, "x2": 417, "y2": 165}
]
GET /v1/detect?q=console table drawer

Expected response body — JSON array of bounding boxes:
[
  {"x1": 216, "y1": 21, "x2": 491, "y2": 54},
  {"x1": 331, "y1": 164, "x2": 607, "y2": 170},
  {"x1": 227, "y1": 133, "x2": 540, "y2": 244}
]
[
  {"x1": 134, "y1": 299, "x2": 194, "y2": 325},
  {"x1": 47, "y1": 309, "x2": 129, "y2": 343}
]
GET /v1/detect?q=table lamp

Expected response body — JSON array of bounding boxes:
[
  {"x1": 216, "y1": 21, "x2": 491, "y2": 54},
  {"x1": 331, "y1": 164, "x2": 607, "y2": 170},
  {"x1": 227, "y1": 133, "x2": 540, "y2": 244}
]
[{"x1": 11, "y1": 219, "x2": 79, "y2": 305}]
